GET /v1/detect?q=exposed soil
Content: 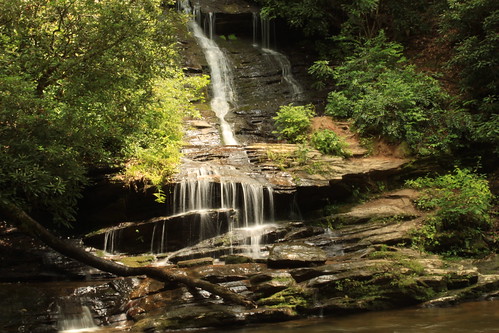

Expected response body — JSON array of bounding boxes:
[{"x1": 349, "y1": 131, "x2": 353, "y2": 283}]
[{"x1": 311, "y1": 116, "x2": 410, "y2": 159}]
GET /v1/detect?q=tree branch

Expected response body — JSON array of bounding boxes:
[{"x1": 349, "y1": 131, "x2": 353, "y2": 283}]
[{"x1": 0, "y1": 200, "x2": 256, "y2": 308}]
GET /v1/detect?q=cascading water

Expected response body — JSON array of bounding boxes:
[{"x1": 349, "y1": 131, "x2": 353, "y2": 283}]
[
  {"x1": 172, "y1": 164, "x2": 275, "y2": 257},
  {"x1": 262, "y1": 48, "x2": 304, "y2": 99},
  {"x1": 180, "y1": 1, "x2": 238, "y2": 146},
  {"x1": 254, "y1": 13, "x2": 304, "y2": 100},
  {"x1": 173, "y1": 1, "x2": 277, "y2": 257},
  {"x1": 103, "y1": 229, "x2": 118, "y2": 254},
  {"x1": 258, "y1": 15, "x2": 273, "y2": 49},
  {"x1": 252, "y1": 12, "x2": 259, "y2": 47},
  {"x1": 57, "y1": 298, "x2": 98, "y2": 333}
]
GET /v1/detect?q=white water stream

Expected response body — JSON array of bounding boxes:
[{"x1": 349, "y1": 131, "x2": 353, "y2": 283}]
[
  {"x1": 262, "y1": 48, "x2": 304, "y2": 99},
  {"x1": 172, "y1": 165, "x2": 275, "y2": 257},
  {"x1": 254, "y1": 13, "x2": 304, "y2": 100},
  {"x1": 184, "y1": 4, "x2": 238, "y2": 145},
  {"x1": 57, "y1": 303, "x2": 98, "y2": 333}
]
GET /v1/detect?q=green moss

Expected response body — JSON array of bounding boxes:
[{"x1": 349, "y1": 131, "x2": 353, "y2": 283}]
[
  {"x1": 257, "y1": 287, "x2": 309, "y2": 311},
  {"x1": 322, "y1": 258, "x2": 436, "y2": 307},
  {"x1": 368, "y1": 249, "x2": 425, "y2": 275},
  {"x1": 116, "y1": 255, "x2": 155, "y2": 267}
]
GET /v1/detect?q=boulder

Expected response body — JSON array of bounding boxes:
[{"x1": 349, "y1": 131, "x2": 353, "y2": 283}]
[
  {"x1": 250, "y1": 272, "x2": 296, "y2": 297},
  {"x1": 177, "y1": 257, "x2": 214, "y2": 268},
  {"x1": 193, "y1": 263, "x2": 265, "y2": 283},
  {"x1": 267, "y1": 242, "x2": 327, "y2": 268}
]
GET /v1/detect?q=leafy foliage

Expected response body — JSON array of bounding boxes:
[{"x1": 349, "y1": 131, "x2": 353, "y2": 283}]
[
  {"x1": 0, "y1": 0, "x2": 203, "y2": 225},
  {"x1": 324, "y1": 32, "x2": 456, "y2": 155},
  {"x1": 256, "y1": 0, "x2": 336, "y2": 36},
  {"x1": 273, "y1": 104, "x2": 315, "y2": 143},
  {"x1": 124, "y1": 74, "x2": 209, "y2": 186},
  {"x1": 272, "y1": 104, "x2": 350, "y2": 158},
  {"x1": 440, "y1": 0, "x2": 499, "y2": 157},
  {"x1": 406, "y1": 168, "x2": 494, "y2": 257},
  {"x1": 255, "y1": 0, "x2": 445, "y2": 42},
  {"x1": 307, "y1": 60, "x2": 334, "y2": 89},
  {"x1": 441, "y1": 0, "x2": 498, "y2": 112}
]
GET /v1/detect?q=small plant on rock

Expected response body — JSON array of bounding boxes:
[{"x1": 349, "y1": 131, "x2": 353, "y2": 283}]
[
  {"x1": 273, "y1": 104, "x2": 315, "y2": 143},
  {"x1": 310, "y1": 129, "x2": 351, "y2": 157}
]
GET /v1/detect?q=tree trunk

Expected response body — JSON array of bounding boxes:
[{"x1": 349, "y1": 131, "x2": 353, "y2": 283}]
[{"x1": 0, "y1": 200, "x2": 256, "y2": 308}]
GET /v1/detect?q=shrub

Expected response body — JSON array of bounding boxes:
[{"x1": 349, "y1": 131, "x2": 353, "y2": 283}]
[
  {"x1": 324, "y1": 32, "x2": 455, "y2": 155},
  {"x1": 310, "y1": 129, "x2": 350, "y2": 157},
  {"x1": 273, "y1": 104, "x2": 315, "y2": 143},
  {"x1": 441, "y1": 0, "x2": 498, "y2": 114},
  {"x1": 406, "y1": 167, "x2": 494, "y2": 257}
]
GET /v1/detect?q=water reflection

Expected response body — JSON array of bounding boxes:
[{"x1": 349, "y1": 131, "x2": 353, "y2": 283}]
[{"x1": 216, "y1": 301, "x2": 499, "y2": 333}]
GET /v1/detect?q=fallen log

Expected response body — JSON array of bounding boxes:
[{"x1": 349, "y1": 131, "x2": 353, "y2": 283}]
[{"x1": 0, "y1": 200, "x2": 256, "y2": 308}]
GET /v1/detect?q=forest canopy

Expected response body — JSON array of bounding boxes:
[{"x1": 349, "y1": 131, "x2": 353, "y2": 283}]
[{"x1": 0, "y1": 0, "x2": 206, "y2": 225}]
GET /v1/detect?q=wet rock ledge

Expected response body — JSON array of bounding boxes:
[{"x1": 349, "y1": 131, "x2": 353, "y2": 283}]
[
  {"x1": 108, "y1": 191, "x2": 499, "y2": 331},
  {"x1": 2, "y1": 190, "x2": 497, "y2": 332}
]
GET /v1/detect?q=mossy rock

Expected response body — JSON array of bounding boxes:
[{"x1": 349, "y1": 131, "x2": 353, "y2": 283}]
[
  {"x1": 257, "y1": 286, "x2": 310, "y2": 311},
  {"x1": 223, "y1": 254, "x2": 254, "y2": 264},
  {"x1": 116, "y1": 255, "x2": 155, "y2": 267}
]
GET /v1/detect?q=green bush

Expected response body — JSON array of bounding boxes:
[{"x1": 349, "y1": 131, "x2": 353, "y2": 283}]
[
  {"x1": 441, "y1": 0, "x2": 498, "y2": 115},
  {"x1": 324, "y1": 32, "x2": 455, "y2": 155},
  {"x1": 310, "y1": 130, "x2": 350, "y2": 157},
  {"x1": 273, "y1": 104, "x2": 315, "y2": 143},
  {"x1": 406, "y1": 167, "x2": 494, "y2": 257}
]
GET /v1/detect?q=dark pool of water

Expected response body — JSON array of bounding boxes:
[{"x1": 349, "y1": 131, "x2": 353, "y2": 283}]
[
  {"x1": 216, "y1": 300, "x2": 499, "y2": 333},
  {"x1": 1, "y1": 281, "x2": 497, "y2": 333}
]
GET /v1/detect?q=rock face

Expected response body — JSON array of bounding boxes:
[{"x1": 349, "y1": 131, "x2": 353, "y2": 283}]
[
  {"x1": 117, "y1": 190, "x2": 498, "y2": 331},
  {"x1": 0, "y1": 277, "x2": 138, "y2": 333},
  {"x1": 3, "y1": 189, "x2": 498, "y2": 332},
  {"x1": 331, "y1": 189, "x2": 420, "y2": 224}
]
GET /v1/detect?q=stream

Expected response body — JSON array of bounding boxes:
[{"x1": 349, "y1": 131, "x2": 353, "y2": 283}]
[
  {"x1": 216, "y1": 300, "x2": 499, "y2": 333},
  {"x1": 1, "y1": 279, "x2": 497, "y2": 332}
]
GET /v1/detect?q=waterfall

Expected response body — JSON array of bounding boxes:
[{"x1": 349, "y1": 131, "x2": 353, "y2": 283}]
[
  {"x1": 103, "y1": 230, "x2": 118, "y2": 254},
  {"x1": 254, "y1": 13, "x2": 304, "y2": 100},
  {"x1": 252, "y1": 12, "x2": 259, "y2": 47},
  {"x1": 149, "y1": 220, "x2": 172, "y2": 254},
  {"x1": 57, "y1": 299, "x2": 98, "y2": 333},
  {"x1": 173, "y1": 166, "x2": 274, "y2": 228},
  {"x1": 179, "y1": 1, "x2": 238, "y2": 146},
  {"x1": 207, "y1": 12, "x2": 215, "y2": 40},
  {"x1": 260, "y1": 15, "x2": 272, "y2": 49},
  {"x1": 173, "y1": 165, "x2": 275, "y2": 257},
  {"x1": 263, "y1": 48, "x2": 304, "y2": 99}
]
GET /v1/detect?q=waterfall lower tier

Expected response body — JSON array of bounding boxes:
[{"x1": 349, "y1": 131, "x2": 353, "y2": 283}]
[
  {"x1": 57, "y1": 298, "x2": 98, "y2": 333},
  {"x1": 173, "y1": 163, "x2": 275, "y2": 257},
  {"x1": 173, "y1": 165, "x2": 274, "y2": 227}
]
